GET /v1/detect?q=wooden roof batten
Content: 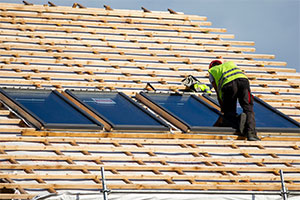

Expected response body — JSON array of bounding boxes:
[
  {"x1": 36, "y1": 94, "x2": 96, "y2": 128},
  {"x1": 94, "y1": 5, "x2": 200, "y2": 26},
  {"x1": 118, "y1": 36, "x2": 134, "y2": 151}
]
[{"x1": 0, "y1": 2, "x2": 300, "y2": 199}]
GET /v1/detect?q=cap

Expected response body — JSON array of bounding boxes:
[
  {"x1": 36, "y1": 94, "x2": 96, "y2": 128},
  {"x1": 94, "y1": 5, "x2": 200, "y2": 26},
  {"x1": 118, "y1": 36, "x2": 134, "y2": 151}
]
[{"x1": 209, "y1": 60, "x2": 222, "y2": 69}]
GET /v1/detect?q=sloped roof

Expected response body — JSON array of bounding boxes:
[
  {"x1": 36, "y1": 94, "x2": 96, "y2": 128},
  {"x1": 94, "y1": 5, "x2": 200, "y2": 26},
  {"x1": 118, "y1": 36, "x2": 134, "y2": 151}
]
[{"x1": 0, "y1": 2, "x2": 299, "y2": 199}]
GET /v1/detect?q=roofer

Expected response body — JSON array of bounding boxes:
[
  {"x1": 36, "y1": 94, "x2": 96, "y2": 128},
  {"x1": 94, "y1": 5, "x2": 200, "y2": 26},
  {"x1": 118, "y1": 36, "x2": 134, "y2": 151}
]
[{"x1": 208, "y1": 60, "x2": 260, "y2": 141}]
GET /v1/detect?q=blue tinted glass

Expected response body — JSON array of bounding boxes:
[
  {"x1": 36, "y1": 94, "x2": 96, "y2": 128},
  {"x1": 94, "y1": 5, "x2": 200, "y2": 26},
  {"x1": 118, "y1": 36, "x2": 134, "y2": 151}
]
[
  {"x1": 241, "y1": 102, "x2": 298, "y2": 128},
  {"x1": 146, "y1": 94, "x2": 220, "y2": 127},
  {"x1": 70, "y1": 91, "x2": 164, "y2": 127},
  {"x1": 5, "y1": 89, "x2": 96, "y2": 125},
  {"x1": 208, "y1": 95, "x2": 299, "y2": 128}
]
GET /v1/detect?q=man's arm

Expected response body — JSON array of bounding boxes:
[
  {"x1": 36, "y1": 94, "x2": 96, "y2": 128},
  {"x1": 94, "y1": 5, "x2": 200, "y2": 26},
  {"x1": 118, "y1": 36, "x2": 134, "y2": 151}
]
[
  {"x1": 211, "y1": 81, "x2": 224, "y2": 112},
  {"x1": 209, "y1": 73, "x2": 224, "y2": 112}
]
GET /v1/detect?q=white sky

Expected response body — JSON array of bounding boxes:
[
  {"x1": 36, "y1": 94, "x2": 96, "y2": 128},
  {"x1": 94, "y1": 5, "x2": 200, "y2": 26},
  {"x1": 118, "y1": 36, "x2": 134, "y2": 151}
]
[{"x1": 0, "y1": 0, "x2": 299, "y2": 72}]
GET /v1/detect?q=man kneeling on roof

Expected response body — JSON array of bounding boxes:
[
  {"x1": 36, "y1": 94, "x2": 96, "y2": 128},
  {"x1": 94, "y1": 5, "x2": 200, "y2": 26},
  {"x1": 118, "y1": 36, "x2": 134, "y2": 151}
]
[{"x1": 208, "y1": 60, "x2": 260, "y2": 141}]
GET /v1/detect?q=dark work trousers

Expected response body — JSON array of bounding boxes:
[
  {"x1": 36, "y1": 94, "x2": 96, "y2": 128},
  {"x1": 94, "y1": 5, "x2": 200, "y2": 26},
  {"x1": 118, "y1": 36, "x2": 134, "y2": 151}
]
[{"x1": 221, "y1": 78, "x2": 256, "y2": 134}]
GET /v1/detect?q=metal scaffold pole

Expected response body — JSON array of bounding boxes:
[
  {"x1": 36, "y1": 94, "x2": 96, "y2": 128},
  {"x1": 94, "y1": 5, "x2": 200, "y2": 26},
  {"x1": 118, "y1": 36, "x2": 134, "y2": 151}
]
[
  {"x1": 280, "y1": 169, "x2": 288, "y2": 200},
  {"x1": 101, "y1": 167, "x2": 110, "y2": 200}
]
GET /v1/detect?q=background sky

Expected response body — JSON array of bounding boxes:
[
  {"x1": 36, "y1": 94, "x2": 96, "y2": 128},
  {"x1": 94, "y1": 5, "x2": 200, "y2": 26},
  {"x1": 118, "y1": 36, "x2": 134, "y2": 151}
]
[{"x1": 1, "y1": 0, "x2": 299, "y2": 72}]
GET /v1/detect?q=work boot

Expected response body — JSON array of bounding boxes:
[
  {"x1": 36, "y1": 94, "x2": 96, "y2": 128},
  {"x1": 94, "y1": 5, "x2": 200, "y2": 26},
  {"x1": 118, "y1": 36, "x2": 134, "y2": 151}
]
[
  {"x1": 247, "y1": 131, "x2": 261, "y2": 141},
  {"x1": 238, "y1": 113, "x2": 247, "y2": 135}
]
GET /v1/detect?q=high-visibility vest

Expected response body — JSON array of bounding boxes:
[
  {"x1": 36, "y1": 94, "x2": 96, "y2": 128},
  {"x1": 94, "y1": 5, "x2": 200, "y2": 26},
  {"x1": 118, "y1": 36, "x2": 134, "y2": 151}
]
[{"x1": 208, "y1": 61, "x2": 247, "y2": 98}]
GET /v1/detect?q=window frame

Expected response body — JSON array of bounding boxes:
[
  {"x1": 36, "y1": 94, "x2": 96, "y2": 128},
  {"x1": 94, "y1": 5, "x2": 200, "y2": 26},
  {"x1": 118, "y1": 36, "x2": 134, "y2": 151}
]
[
  {"x1": 0, "y1": 88, "x2": 103, "y2": 131},
  {"x1": 202, "y1": 93, "x2": 300, "y2": 132},
  {"x1": 64, "y1": 90, "x2": 170, "y2": 132},
  {"x1": 136, "y1": 92, "x2": 234, "y2": 133}
]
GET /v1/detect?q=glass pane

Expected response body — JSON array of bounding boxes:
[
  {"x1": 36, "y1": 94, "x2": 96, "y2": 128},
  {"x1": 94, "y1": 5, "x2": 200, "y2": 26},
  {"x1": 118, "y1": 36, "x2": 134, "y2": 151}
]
[
  {"x1": 253, "y1": 102, "x2": 298, "y2": 128},
  {"x1": 69, "y1": 91, "x2": 166, "y2": 127},
  {"x1": 206, "y1": 94, "x2": 299, "y2": 128},
  {"x1": 145, "y1": 93, "x2": 220, "y2": 127},
  {"x1": 4, "y1": 89, "x2": 96, "y2": 125}
]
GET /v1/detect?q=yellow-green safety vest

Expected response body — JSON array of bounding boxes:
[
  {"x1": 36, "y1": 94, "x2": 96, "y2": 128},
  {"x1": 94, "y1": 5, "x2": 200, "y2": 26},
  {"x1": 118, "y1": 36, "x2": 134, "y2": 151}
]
[{"x1": 208, "y1": 61, "x2": 248, "y2": 98}]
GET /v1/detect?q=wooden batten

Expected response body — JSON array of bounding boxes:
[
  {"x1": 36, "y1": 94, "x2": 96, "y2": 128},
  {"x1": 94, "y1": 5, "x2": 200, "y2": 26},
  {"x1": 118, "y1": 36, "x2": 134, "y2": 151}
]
[{"x1": 0, "y1": 2, "x2": 299, "y2": 197}]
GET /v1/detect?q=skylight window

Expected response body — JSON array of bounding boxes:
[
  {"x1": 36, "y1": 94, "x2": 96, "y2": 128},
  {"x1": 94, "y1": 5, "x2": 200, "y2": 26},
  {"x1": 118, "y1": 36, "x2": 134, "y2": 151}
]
[
  {"x1": 203, "y1": 94, "x2": 300, "y2": 132},
  {"x1": 64, "y1": 90, "x2": 169, "y2": 132},
  {"x1": 0, "y1": 88, "x2": 103, "y2": 130},
  {"x1": 136, "y1": 92, "x2": 231, "y2": 132}
]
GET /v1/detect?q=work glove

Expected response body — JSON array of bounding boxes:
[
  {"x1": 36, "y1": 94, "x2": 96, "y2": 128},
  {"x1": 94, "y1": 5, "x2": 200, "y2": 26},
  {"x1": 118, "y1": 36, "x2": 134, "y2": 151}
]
[
  {"x1": 182, "y1": 75, "x2": 212, "y2": 94},
  {"x1": 193, "y1": 83, "x2": 212, "y2": 94}
]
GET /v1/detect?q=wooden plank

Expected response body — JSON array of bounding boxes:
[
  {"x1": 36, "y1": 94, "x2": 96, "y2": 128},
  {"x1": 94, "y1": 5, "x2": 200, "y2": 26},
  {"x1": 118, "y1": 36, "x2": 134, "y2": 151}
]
[
  {"x1": 0, "y1": 35, "x2": 254, "y2": 52},
  {"x1": 1, "y1": 144, "x2": 299, "y2": 155},
  {"x1": 0, "y1": 110, "x2": 10, "y2": 115},
  {"x1": 0, "y1": 145, "x2": 55, "y2": 194},
  {"x1": 0, "y1": 154, "x2": 299, "y2": 165},
  {"x1": 0, "y1": 72, "x2": 299, "y2": 95},
  {"x1": 0, "y1": 63, "x2": 200, "y2": 77},
  {"x1": 0, "y1": 16, "x2": 223, "y2": 33},
  {"x1": 1, "y1": 173, "x2": 299, "y2": 182},
  {"x1": 266, "y1": 102, "x2": 300, "y2": 108},
  {"x1": 0, "y1": 49, "x2": 287, "y2": 66},
  {"x1": 0, "y1": 28, "x2": 234, "y2": 42},
  {"x1": 0, "y1": 63, "x2": 296, "y2": 81},
  {"x1": 1, "y1": 136, "x2": 299, "y2": 147},
  {"x1": 0, "y1": 10, "x2": 211, "y2": 27},
  {"x1": 1, "y1": 182, "x2": 300, "y2": 191},
  {"x1": 1, "y1": 164, "x2": 300, "y2": 173},
  {"x1": 255, "y1": 94, "x2": 300, "y2": 101},
  {"x1": 20, "y1": 130, "x2": 300, "y2": 141},
  {"x1": 2, "y1": 43, "x2": 274, "y2": 60},
  {"x1": 0, "y1": 118, "x2": 21, "y2": 124},
  {"x1": 0, "y1": 70, "x2": 294, "y2": 93},
  {"x1": 0, "y1": 78, "x2": 184, "y2": 91},
  {"x1": 0, "y1": 127, "x2": 35, "y2": 133},
  {"x1": 0, "y1": 23, "x2": 227, "y2": 41},
  {"x1": 0, "y1": 3, "x2": 206, "y2": 20},
  {"x1": 0, "y1": 3, "x2": 207, "y2": 21},
  {"x1": 277, "y1": 109, "x2": 300, "y2": 115},
  {"x1": 0, "y1": 194, "x2": 35, "y2": 200},
  {"x1": 0, "y1": 71, "x2": 182, "y2": 83}
]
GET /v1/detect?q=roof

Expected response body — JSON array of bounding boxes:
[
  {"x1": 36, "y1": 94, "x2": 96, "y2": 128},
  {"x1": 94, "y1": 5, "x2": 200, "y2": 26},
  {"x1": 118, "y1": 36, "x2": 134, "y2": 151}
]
[{"x1": 0, "y1": 2, "x2": 299, "y2": 199}]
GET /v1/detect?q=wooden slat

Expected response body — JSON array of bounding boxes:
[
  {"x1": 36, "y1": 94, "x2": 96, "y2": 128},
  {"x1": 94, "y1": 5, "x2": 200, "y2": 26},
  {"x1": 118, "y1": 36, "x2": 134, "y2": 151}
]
[
  {"x1": 1, "y1": 164, "x2": 300, "y2": 173},
  {"x1": 1, "y1": 173, "x2": 299, "y2": 182},
  {"x1": 1, "y1": 154, "x2": 299, "y2": 165},
  {"x1": 0, "y1": 16, "x2": 222, "y2": 33},
  {"x1": 19, "y1": 130, "x2": 300, "y2": 141},
  {"x1": 0, "y1": 2, "x2": 299, "y2": 197},
  {"x1": 1, "y1": 71, "x2": 299, "y2": 94},
  {"x1": 0, "y1": 63, "x2": 296, "y2": 81},
  {"x1": 1, "y1": 144, "x2": 299, "y2": 155},
  {"x1": 0, "y1": 35, "x2": 255, "y2": 52},
  {"x1": 1, "y1": 136, "x2": 299, "y2": 146},
  {"x1": 0, "y1": 49, "x2": 287, "y2": 67},
  {"x1": 1, "y1": 182, "x2": 299, "y2": 191},
  {"x1": 0, "y1": 23, "x2": 226, "y2": 41},
  {"x1": 0, "y1": 118, "x2": 21, "y2": 124},
  {"x1": 1, "y1": 3, "x2": 204, "y2": 20},
  {"x1": 0, "y1": 77, "x2": 299, "y2": 97},
  {"x1": 0, "y1": 194, "x2": 35, "y2": 200},
  {"x1": 0, "y1": 10, "x2": 211, "y2": 27},
  {"x1": 0, "y1": 3, "x2": 207, "y2": 21},
  {"x1": 1, "y1": 42, "x2": 273, "y2": 60},
  {"x1": 0, "y1": 78, "x2": 183, "y2": 91}
]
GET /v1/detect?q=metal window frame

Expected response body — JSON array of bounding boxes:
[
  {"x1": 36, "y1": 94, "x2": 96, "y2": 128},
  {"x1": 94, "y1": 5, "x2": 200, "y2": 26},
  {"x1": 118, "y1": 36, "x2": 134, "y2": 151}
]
[
  {"x1": 203, "y1": 93, "x2": 300, "y2": 133},
  {"x1": 136, "y1": 92, "x2": 234, "y2": 133},
  {"x1": 64, "y1": 90, "x2": 170, "y2": 132},
  {"x1": 0, "y1": 88, "x2": 103, "y2": 131}
]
